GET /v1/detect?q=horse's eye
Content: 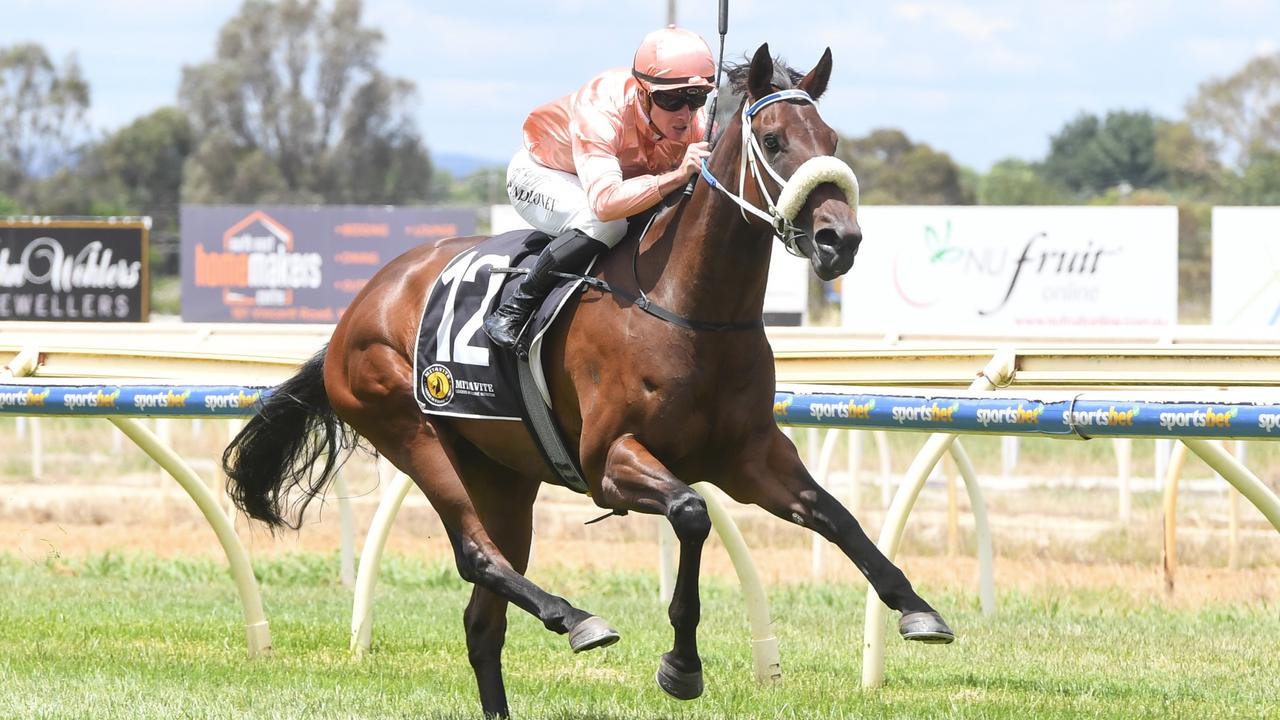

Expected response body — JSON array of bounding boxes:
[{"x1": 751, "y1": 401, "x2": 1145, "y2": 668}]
[{"x1": 763, "y1": 134, "x2": 780, "y2": 152}]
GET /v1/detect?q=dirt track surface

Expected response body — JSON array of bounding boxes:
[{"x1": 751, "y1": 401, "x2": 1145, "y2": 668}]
[{"x1": 5, "y1": 512, "x2": 1278, "y2": 611}]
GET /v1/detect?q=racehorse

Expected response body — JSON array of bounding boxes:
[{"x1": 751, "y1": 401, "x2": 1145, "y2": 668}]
[{"x1": 224, "y1": 44, "x2": 953, "y2": 719}]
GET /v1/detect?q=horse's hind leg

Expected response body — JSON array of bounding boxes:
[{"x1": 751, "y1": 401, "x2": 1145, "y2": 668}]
[
  {"x1": 454, "y1": 461, "x2": 536, "y2": 720},
  {"x1": 390, "y1": 427, "x2": 618, "y2": 646},
  {"x1": 593, "y1": 434, "x2": 712, "y2": 701},
  {"x1": 377, "y1": 428, "x2": 619, "y2": 717},
  {"x1": 463, "y1": 587, "x2": 510, "y2": 719},
  {"x1": 724, "y1": 430, "x2": 954, "y2": 643},
  {"x1": 330, "y1": 344, "x2": 615, "y2": 717}
]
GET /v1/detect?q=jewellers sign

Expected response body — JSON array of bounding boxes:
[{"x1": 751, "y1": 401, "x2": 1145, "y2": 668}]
[{"x1": 0, "y1": 220, "x2": 149, "y2": 322}]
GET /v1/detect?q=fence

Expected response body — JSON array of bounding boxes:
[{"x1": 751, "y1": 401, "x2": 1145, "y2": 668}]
[{"x1": 4, "y1": 323, "x2": 1280, "y2": 687}]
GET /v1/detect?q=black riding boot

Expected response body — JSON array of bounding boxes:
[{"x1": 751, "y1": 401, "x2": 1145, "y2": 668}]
[{"x1": 483, "y1": 229, "x2": 608, "y2": 351}]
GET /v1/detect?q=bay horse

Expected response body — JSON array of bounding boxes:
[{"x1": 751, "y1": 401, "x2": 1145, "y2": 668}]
[{"x1": 224, "y1": 44, "x2": 953, "y2": 719}]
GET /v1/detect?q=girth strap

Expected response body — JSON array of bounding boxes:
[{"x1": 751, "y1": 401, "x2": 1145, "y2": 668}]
[
  {"x1": 516, "y1": 352, "x2": 590, "y2": 495},
  {"x1": 571, "y1": 272, "x2": 763, "y2": 332},
  {"x1": 494, "y1": 266, "x2": 763, "y2": 333}
]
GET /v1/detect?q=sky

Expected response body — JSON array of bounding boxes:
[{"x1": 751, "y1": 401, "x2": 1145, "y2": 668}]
[{"x1": 4, "y1": 0, "x2": 1280, "y2": 173}]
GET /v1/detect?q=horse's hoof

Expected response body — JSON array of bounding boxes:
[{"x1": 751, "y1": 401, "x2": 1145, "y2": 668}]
[
  {"x1": 656, "y1": 654, "x2": 703, "y2": 700},
  {"x1": 568, "y1": 616, "x2": 620, "y2": 653},
  {"x1": 899, "y1": 611, "x2": 955, "y2": 644}
]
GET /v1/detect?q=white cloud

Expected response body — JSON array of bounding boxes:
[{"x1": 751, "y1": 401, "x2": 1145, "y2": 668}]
[{"x1": 892, "y1": 2, "x2": 1013, "y2": 43}]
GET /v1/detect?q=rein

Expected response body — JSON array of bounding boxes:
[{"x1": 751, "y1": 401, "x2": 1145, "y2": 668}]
[{"x1": 535, "y1": 207, "x2": 762, "y2": 333}]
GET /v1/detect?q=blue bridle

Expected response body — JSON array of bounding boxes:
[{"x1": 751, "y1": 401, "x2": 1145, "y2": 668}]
[{"x1": 698, "y1": 89, "x2": 817, "y2": 254}]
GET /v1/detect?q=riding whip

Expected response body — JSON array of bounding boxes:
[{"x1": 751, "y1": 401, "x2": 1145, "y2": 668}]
[{"x1": 683, "y1": 0, "x2": 729, "y2": 197}]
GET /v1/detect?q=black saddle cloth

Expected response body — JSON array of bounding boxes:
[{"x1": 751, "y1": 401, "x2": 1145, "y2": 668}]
[{"x1": 413, "y1": 229, "x2": 582, "y2": 420}]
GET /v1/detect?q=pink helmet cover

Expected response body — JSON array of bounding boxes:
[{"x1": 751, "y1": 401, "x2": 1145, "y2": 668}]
[{"x1": 632, "y1": 26, "x2": 715, "y2": 91}]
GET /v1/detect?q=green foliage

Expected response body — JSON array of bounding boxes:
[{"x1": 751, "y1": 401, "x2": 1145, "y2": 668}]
[
  {"x1": 0, "y1": 43, "x2": 90, "y2": 201},
  {"x1": 1186, "y1": 51, "x2": 1280, "y2": 170},
  {"x1": 1042, "y1": 110, "x2": 1165, "y2": 196},
  {"x1": 1154, "y1": 120, "x2": 1223, "y2": 195},
  {"x1": 86, "y1": 107, "x2": 193, "y2": 232},
  {"x1": 978, "y1": 158, "x2": 1071, "y2": 205},
  {"x1": 1234, "y1": 146, "x2": 1280, "y2": 204},
  {"x1": 837, "y1": 128, "x2": 975, "y2": 204},
  {"x1": 430, "y1": 165, "x2": 507, "y2": 204},
  {"x1": 0, "y1": 191, "x2": 19, "y2": 215},
  {"x1": 179, "y1": 0, "x2": 431, "y2": 205}
]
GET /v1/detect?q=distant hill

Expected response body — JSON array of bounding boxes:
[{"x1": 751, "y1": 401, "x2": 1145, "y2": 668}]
[{"x1": 433, "y1": 151, "x2": 505, "y2": 177}]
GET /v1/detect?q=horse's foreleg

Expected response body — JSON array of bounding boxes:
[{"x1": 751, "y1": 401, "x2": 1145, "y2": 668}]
[
  {"x1": 723, "y1": 431, "x2": 954, "y2": 643},
  {"x1": 596, "y1": 433, "x2": 710, "y2": 700}
]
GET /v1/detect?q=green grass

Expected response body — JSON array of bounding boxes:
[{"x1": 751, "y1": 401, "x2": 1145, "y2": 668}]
[{"x1": 2, "y1": 553, "x2": 1278, "y2": 719}]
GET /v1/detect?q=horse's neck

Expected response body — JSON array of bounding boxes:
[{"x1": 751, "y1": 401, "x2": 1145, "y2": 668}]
[{"x1": 641, "y1": 144, "x2": 775, "y2": 327}]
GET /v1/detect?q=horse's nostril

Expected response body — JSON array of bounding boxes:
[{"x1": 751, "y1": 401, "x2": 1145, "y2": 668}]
[{"x1": 814, "y1": 227, "x2": 840, "y2": 249}]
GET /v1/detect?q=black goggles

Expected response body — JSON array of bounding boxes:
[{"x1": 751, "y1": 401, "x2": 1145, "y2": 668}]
[{"x1": 650, "y1": 88, "x2": 710, "y2": 112}]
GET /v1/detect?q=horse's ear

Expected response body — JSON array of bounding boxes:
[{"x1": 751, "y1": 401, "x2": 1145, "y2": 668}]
[
  {"x1": 799, "y1": 47, "x2": 833, "y2": 101},
  {"x1": 747, "y1": 42, "x2": 774, "y2": 100}
]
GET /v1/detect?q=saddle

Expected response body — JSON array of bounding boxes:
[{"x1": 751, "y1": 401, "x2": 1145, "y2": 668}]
[
  {"x1": 412, "y1": 228, "x2": 598, "y2": 492},
  {"x1": 414, "y1": 229, "x2": 571, "y2": 418},
  {"x1": 412, "y1": 213, "x2": 665, "y2": 493}
]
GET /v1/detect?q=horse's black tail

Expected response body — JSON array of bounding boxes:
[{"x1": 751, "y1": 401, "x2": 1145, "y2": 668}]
[{"x1": 223, "y1": 348, "x2": 356, "y2": 529}]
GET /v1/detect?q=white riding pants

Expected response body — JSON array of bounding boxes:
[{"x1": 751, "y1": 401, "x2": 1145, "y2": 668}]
[{"x1": 505, "y1": 148, "x2": 628, "y2": 248}]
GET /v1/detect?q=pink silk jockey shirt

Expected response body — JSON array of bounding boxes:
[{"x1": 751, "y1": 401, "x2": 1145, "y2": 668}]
[{"x1": 522, "y1": 68, "x2": 709, "y2": 223}]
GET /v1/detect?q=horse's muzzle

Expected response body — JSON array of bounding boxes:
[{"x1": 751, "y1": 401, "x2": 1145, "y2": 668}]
[{"x1": 809, "y1": 221, "x2": 861, "y2": 281}]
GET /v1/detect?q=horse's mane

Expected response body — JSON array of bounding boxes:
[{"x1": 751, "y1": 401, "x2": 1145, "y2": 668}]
[
  {"x1": 712, "y1": 55, "x2": 806, "y2": 145},
  {"x1": 722, "y1": 55, "x2": 805, "y2": 96}
]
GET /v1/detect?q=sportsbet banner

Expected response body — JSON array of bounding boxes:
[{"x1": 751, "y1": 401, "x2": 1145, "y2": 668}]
[
  {"x1": 773, "y1": 389, "x2": 1280, "y2": 440},
  {"x1": 0, "y1": 219, "x2": 148, "y2": 321},
  {"x1": 841, "y1": 206, "x2": 1177, "y2": 329},
  {"x1": 181, "y1": 205, "x2": 475, "y2": 322}
]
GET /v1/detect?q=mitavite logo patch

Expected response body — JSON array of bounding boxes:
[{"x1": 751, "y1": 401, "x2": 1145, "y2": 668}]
[{"x1": 422, "y1": 364, "x2": 455, "y2": 406}]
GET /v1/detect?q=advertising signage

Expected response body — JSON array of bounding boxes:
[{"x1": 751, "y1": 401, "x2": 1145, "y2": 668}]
[
  {"x1": 181, "y1": 205, "x2": 476, "y2": 323},
  {"x1": 0, "y1": 219, "x2": 149, "y2": 322},
  {"x1": 1211, "y1": 207, "x2": 1280, "y2": 326},
  {"x1": 841, "y1": 206, "x2": 1178, "y2": 329}
]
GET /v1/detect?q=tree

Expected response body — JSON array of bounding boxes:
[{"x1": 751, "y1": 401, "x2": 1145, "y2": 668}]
[
  {"x1": 0, "y1": 43, "x2": 90, "y2": 201},
  {"x1": 1186, "y1": 52, "x2": 1280, "y2": 171},
  {"x1": 178, "y1": 0, "x2": 431, "y2": 204},
  {"x1": 1153, "y1": 119, "x2": 1224, "y2": 195},
  {"x1": 1093, "y1": 110, "x2": 1164, "y2": 189},
  {"x1": 1235, "y1": 147, "x2": 1280, "y2": 205},
  {"x1": 837, "y1": 128, "x2": 974, "y2": 204},
  {"x1": 1041, "y1": 112, "x2": 1101, "y2": 194},
  {"x1": 87, "y1": 107, "x2": 194, "y2": 230},
  {"x1": 1042, "y1": 111, "x2": 1164, "y2": 196},
  {"x1": 978, "y1": 158, "x2": 1070, "y2": 205}
]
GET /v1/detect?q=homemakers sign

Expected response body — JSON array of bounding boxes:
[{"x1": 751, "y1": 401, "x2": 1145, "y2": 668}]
[
  {"x1": 181, "y1": 205, "x2": 475, "y2": 323},
  {"x1": 0, "y1": 219, "x2": 149, "y2": 321},
  {"x1": 841, "y1": 206, "x2": 1177, "y2": 329}
]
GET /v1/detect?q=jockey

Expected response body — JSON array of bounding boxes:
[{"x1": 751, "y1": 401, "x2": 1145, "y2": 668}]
[{"x1": 483, "y1": 25, "x2": 716, "y2": 350}]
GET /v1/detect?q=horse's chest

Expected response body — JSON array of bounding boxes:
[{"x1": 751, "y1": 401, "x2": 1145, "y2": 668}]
[{"x1": 629, "y1": 361, "x2": 764, "y2": 447}]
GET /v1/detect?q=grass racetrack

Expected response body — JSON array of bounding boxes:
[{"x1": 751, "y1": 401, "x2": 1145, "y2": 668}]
[
  {"x1": 4, "y1": 419, "x2": 1280, "y2": 717},
  {"x1": 2, "y1": 550, "x2": 1278, "y2": 719}
]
